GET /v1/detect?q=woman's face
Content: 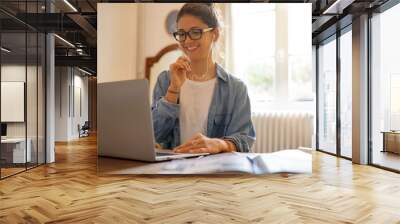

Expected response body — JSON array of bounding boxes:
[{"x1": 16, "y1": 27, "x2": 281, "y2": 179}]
[{"x1": 176, "y1": 15, "x2": 217, "y2": 61}]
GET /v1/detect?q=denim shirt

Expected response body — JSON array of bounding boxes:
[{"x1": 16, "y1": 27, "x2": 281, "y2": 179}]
[{"x1": 151, "y1": 64, "x2": 256, "y2": 152}]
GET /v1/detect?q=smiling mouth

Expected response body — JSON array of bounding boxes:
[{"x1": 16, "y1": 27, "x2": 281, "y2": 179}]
[{"x1": 185, "y1": 45, "x2": 199, "y2": 52}]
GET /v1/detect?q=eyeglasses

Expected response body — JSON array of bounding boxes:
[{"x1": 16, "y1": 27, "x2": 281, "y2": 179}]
[{"x1": 173, "y1": 27, "x2": 214, "y2": 42}]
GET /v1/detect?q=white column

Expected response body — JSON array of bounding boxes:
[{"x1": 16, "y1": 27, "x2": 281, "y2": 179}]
[
  {"x1": 352, "y1": 14, "x2": 369, "y2": 164},
  {"x1": 46, "y1": 32, "x2": 55, "y2": 163}
]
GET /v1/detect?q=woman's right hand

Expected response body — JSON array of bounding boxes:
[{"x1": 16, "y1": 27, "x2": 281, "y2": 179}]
[{"x1": 169, "y1": 56, "x2": 191, "y2": 91}]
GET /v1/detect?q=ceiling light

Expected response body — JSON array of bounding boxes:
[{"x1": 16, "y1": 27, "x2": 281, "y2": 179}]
[
  {"x1": 323, "y1": 0, "x2": 354, "y2": 15},
  {"x1": 1, "y1": 47, "x2": 11, "y2": 53},
  {"x1": 78, "y1": 67, "x2": 93, "y2": 76},
  {"x1": 54, "y1": 34, "x2": 75, "y2": 48},
  {"x1": 63, "y1": 0, "x2": 78, "y2": 12}
]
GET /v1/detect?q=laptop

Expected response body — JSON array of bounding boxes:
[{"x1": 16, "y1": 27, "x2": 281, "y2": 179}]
[
  {"x1": 97, "y1": 79, "x2": 209, "y2": 162},
  {"x1": 1, "y1": 123, "x2": 7, "y2": 140}
]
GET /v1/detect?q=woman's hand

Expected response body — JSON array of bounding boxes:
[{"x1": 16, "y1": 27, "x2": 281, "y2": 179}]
[
  {"x1": 173, "y1": 133, "x2": 236, "y2": 154},
  {"x1": 169, "y1": 56, "x2": 191, "y2": 91}
]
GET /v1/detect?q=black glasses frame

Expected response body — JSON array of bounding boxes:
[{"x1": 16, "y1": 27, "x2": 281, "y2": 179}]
[{"x1": 173, "y1": 27, "x2": 214, "y2": 42}]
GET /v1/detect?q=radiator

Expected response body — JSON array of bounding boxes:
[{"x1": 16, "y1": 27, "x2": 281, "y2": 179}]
[{"x1": 251, "y1": 111, "x2": 314, "y2": 153}]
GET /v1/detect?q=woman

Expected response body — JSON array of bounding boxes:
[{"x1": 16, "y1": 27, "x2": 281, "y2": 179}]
[{"x1": 152, "y1": 3, "x2": 255, "y2": 154}]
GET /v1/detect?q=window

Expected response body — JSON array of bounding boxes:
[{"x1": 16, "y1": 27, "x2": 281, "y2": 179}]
[
  {"x1": 340, "y1": 28, "x2": 352, "y2": 158},
  {"x1": 317, "y1": 37, "x2": 337, "y2": 154},
  {"x1": 230, "y1": 4, "x2": 313, "y2": 112},
  {"x1": 288, "y1": 4, "x2": 313, "y2": 102},
  {"x1": 390, "y1": 74, "x2": 400, "y2": 130},
  {"x1": 231, "y1": 4, "x2": 276, "y2": 104},
  {"x1": 371, "y1": 2, "x2": 400, "y2": 171}
]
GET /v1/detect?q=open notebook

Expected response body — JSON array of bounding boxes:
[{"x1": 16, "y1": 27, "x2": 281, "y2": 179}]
[{"x1": 158, "y1": 149, "x2": 312, "y2": 175}]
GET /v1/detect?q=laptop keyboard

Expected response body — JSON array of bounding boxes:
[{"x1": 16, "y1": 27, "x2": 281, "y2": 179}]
[{"x1": 156, "y1": 152, "x2": 176, "y2": 156}]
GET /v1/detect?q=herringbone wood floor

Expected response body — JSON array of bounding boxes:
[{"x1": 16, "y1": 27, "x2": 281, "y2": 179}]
[{"x1": 1, "y1": 135, "x2": 400, "y2": 224}]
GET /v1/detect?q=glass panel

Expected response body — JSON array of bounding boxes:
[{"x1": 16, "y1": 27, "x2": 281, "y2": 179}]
[
  {"x1": 27, "y1": 0, "x2": 39, "y2": 169},
  {"x1": 390, "y1": 74, "x2": 400, "y2": 130},
  {"x1": 0, "y1": 1, "x2": 46, "y2": 178},
  {"x1": 38, "y1": 32, "x2": 45, "y2": 165},
  {"x1": 371, "y1": 4, "x2": 400, "y2": 171},
  {"x1": 1, "y1": 31, "x2": 28, "y2": 177},
  {"x1": 27, "y1": 31, "x2": 38, "y2": 169},
  {"x1": 318, "y1": 37, "x2": 337, "y2": 154},
  {"x1": 340, "y1": 29, "x2": 352, "y2": 158},
  {"x1": 0, "y1": 1, "x2": 27, "y2": 33}
]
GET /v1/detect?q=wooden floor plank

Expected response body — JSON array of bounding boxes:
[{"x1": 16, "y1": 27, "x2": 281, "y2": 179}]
[{"x1": 1, "y1": 135, "x2": 400, "y2": 223}]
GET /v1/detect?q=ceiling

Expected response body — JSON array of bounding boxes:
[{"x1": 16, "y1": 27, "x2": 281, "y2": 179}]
[{"x1": 0, "y1": 0, "x2": 393, "y2": 75}]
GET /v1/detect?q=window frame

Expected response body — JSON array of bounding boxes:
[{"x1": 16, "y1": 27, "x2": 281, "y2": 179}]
[{"x1": 315, "y1": 23, "x2": 352, "y2": 160}]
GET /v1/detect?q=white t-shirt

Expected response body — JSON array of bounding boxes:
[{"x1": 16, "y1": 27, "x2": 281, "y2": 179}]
[{"x1": 179, "y1": 78, "x2": 217, "y2": 144}]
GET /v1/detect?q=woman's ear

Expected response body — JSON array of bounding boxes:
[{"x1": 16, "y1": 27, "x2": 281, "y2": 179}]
[{"x1": 213, "y1": 29, "x2": 220, "y2": 42}]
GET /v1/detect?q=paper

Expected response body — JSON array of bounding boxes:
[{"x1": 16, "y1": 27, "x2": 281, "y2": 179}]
[
  {"x1": 158, "y1": 149, "x2": 312, "y2": 174},
  {"x1": 159, "y1": 152, "x2": 254, "y2": 174},
  {"x1": 247, "y1": 150, "x2": 312, "y2": 174}
]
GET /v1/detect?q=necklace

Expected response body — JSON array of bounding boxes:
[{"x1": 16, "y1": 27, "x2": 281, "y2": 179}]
[
  {"x1": 188, "y1": 51, "x2": 214, "y2": 81},
  {"x1": 189, "y1": 72, "x2": 208, "y2": 81},
  {"x1": 189, "y1": 61, "x2": 212, "y2": 81}
]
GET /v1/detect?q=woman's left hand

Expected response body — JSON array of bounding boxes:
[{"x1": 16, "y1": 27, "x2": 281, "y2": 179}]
[{"x1": 173, "y1": 133, "x2": 235, "y2": 154}]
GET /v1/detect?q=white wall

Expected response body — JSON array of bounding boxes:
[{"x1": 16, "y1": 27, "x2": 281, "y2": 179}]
[
  {"x1": 55, "y1": 67, "x2": 69, "y2": 141},
  {"x1": 97, "y1": 3, "x2": 183, "y2": 81},
  {"x1": 1, "y1": 64, "x2": 46, "y2": 163},
  {"x1": 1, "y1": 65, "x2": 35, "y2": 138},
  {"x1": 76, "y1": 74, "x2": 89, "y2": 123},
  {"x1": 55, "y1": 67, "x2": 89, "y2": 141},
  {"x1": 136, "y1": 3, "x2": 184, "y2": 79},
  {"x1": 97, "y1": 3, "x2": 139, "y2": 83},
  {"x1": 72, "y1": 74, "x2": 89, "y2": 138}
]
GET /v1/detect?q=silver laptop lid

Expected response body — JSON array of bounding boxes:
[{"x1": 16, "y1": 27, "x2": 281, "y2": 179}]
[{"x1": 97, "y1": 79, "x2": 156, "y2": 161}]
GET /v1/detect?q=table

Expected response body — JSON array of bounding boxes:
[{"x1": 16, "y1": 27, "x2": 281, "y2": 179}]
[
  {"x1": 381, "y1": 131, "x2": 400, "y2": 154},
  {"x1": 1, "y1": 138, "x2": 32, "y2": 165}
]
